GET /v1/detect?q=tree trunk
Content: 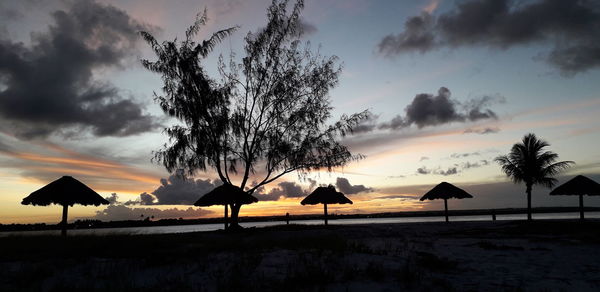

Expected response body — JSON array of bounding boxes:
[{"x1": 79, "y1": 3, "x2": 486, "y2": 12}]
[
  {"x1": 444, "y1": 199, "x2": 449, "y2": 223},
  {"x1": 224, "y1": 204, "x2": 229, "y2": 229},
  {"x1": 526, "y1": 184, "x2": 532, "y2": 221},
  {"x1": 229, "y1": 203, "x2": 241, "y2": 229},
  {"x1": 324, "y1": 203, "x2": 328, "y2": 226},
  {"x1": 61, "y1": 204, "x2": 69, "y2": 237},
  {"x1": 579, "y1": 194, "x2": 584, "y2": 220}
]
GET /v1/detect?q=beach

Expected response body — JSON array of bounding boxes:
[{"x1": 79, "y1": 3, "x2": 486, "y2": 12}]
[{"x1": 1, "y1": 219, "x2": 599, "y2": 291}]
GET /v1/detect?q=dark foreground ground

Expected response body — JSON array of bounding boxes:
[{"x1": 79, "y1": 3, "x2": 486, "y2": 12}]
[{"x1": 1, "y1": 220, "x2": 599, "y2": 291}]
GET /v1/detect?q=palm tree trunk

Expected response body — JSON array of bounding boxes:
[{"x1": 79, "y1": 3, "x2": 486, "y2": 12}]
[
  {"x1": 526, "y1": 184, "x2": 532, "y2": 221},
  {"x1": 444, "y1": 199, "x2": 449, "y2": 223},
  {"x1": 324, "y1": 203, "x2": 328, "y2": 226},
  {"x1": 61, "y1": 204, "x2": 68, "y2": 237},
  {"x1": 579, "y1": 194, "x2": 584, "y2": 220},
  {"x1": 224, "y1": 204, "x2": 229, "y2": 229}
]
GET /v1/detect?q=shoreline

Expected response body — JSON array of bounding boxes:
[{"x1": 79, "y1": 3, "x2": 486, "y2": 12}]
[{"x1": 2, "y1": 206, "x2": 599, "y2": 233}]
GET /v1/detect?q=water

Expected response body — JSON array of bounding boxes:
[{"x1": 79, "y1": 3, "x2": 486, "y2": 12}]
[{"x1": 3, "y1": 211, "x2": 599, "y2": 237}]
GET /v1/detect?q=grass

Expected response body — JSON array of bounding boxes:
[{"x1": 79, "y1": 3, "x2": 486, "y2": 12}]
[{"x1": 1, "y1": 220, "x2": 600, "y2": 291}]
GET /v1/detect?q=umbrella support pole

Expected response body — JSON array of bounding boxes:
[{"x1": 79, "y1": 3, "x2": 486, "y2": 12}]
[
  {"x1": 579, "y1": 194, "x2": 584, "y2": 220},
  {"x1": 324, "y1": 203, "x2": 328, "y2": 226},
  {"x1": 224, "y1": 205, "x2": 229, "y2": 229},
  {"x1": 444, "y1": 199, "x2": 449, "y2": 223},
  {"x1": 61, "y1": 204, "x2": 68, "y2": 237}
]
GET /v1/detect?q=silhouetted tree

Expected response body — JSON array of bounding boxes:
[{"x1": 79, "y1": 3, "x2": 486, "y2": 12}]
[
  {"x1": 141, "y1": 0, "x2": 368, "y2": 228},
  {"x1": 495, "y1": 133, "x2": 573, "y2": 220}
]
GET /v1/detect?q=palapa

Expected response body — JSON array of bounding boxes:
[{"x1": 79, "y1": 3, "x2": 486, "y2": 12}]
[
  {"x1": 301, "y1": 185, "x2": 352, "y2": 225},
  {"x1": 22, "y1": 176, "x2": 109, "y2": 236},
  {"x1": 194, "y1": 184, "x2": 258, "y2": 229},
  {"x1": 550, "y1": 175, "x2": 600, "y2": 220},
  {"x1": 420, "y1": 182, "x2": 473, "y2": 222}
]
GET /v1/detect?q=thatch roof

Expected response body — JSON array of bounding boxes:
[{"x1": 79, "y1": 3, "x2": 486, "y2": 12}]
[
  {"x1": 301, "y1": 185, "x2": 353, "y2": 205},
  {"x1": 550, "y1": 175, "x2": 600, "y2": 196},
  {"x1": 21, "y1": 176, "x2": 109, "y2": 206},
  {"x1": 420, "y1": 182, "x2": 473, "y2": 201},
  {"x1": 194, "y1": 184, "x2": 258, "y2": 206}
]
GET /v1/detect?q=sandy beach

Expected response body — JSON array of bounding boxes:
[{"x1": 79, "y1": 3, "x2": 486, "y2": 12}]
[{"x1": 1, "y1": 219, "x2": 599, "y2": 291}]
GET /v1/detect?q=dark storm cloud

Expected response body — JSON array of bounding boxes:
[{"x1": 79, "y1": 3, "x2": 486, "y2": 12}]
[
  {"x1": 378, "y1": 12, "x2": 436, "y2": 55},
  {"x1": 252, "y1": 181, "x2": 309, "y2": 201},
  {"x1": 379, "y1": 87, "x2": 502, "y2": 130},
  {"x1": 378, "y1": 0, "x2": 600, "y2": 75},
  {"x1": 335, "y1": 177, "x2": 372, "y2": 195},
  {"x1": 0, "y1": 0, "x2": 161, "y2": 139},
  {"x1": 149, "y1": 175, "x2": 221, "y2": 205},
  {"x1": 139, "y1": 192, "x2": 157, "y2": 205},
  {"x1": 269, "y1": 181, "x2": 307, "y2": 199}
]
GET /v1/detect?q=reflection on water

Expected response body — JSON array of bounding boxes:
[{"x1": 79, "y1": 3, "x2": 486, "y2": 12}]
[{"x1": 3, "y1": 212, "x2": 600, "y2": 237}]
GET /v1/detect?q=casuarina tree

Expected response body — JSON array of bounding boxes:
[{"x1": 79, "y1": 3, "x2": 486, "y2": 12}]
[
  {"x1": 141, "y1": 0, "x2": 368, "y2": 228},
  {"x1": 495, "y1": 133, "x2": 573, "y2": 220}
]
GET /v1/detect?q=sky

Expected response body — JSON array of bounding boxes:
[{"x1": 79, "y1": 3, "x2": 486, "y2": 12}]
[{"x1": 1, "y1": 0, "x2": 599, "y2": 224}]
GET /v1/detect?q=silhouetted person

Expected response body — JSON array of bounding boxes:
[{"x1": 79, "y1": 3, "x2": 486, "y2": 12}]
[
  {"x1": 492, "y1": 209, "x2": 496, "y2": 221},
  {"x1": 286, "y1": 212, "x2": 290, "y2": 225}
]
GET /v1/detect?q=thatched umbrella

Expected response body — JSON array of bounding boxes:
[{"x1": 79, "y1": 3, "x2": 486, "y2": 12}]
[
  {"x1": 550, "y1": 175, "x2": 600, "y2": 220},
  {"x1": 21, "y1": 176, "x2": 109, "y2": 236},
  {"x1": 420, "y1": 182, "x2": 473, "y2": 222},
  {"x1": 194, "y1": 184, "x2": 258, "y2": 229},
  {"x1": 301, "y1": 185, "x2": 352, "y2": 225}
]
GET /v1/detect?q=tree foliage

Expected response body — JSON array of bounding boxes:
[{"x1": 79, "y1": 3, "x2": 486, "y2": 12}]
[
  {"x1": 141, "y1": 0, "x2": 368, "y2": 224},
  {"x1": 495, "y1": 133, "x2": 573, "y2": 219}
]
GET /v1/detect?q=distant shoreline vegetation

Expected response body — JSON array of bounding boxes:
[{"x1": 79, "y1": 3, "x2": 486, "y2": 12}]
[{"x1": 2, "y1": 206, "x2": 599, "y2": 232}]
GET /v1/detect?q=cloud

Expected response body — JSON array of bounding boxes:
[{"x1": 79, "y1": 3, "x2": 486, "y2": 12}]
[
  {"x1": 450, "y1": 151, "x2": 480, "y2": 159},
  {"x1": 297, "y1": 18, "x2": 318, "y2": 36},
  {"x1": 351, "y1": 113, "x2": 380, "y2": 134},
  {"x1": 256, "y1": 181, "x2": 309, "y2": 201},
  {"x1": 436, "y1": 167, "x2": 458, "y2": 176},
  {"x1": 147, "y1": 174, "x2": 222, "y2": 205},
  {"x1": 378, "y1": 12, "x2": 436, "y2": 55},
  {"x1": 208, "y1": 0, "x2": 244, "y2": 16},
  {"x1": 419, "y1": 156, "x2": 429, "y2": 161},
  {"x1": 91, "y1": 205, "x2": 213, "y2": 221},
  {"x1": 377, "y1": 194, "x2": 419, "y2": 200},
  {"x1": 0, "y1": 0, "x2": 161, "y2": 139},
  {"x1": 378, "y1": 0, "x2": 600, "y2": 75},
  {"x1": 335, "y1": 177, "x2": 372, "y2": 194},
  {"x1": 139, "y1": 192, "x2": 157, "y2": 205},
  {"x1": 378, "y1": 115, "x2": 406, "y2": 130},
  {"x1": 417, "y1": 165, "x2": 459, "y2": 176},
  {"x1": 462, "y1": 160, "x2": 489, "y2": 169},
  {"x1": 464, "y1": 127, "x2": 500, "y2": 134},
  {"x1": 378, "y1": 87, "x2": 502, "y2": 131},
  {"x1": 104, "y1": 193, "x2": 119, "y2": 204}
]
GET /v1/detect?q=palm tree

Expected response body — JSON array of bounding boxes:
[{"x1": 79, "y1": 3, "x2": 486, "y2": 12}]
[{"x1": 495, "y1": 133, "x2": 574, "y2": 220}]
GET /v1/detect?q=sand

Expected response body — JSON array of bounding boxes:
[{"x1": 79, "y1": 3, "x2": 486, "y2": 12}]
[{"x1": 1, "y1": 219, "x2": 599, "y2": 291}]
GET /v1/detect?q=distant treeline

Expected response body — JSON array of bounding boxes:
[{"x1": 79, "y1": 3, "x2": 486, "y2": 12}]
[{"x1": 1, "y1": 206, "x2": 599, "y2": 232}]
